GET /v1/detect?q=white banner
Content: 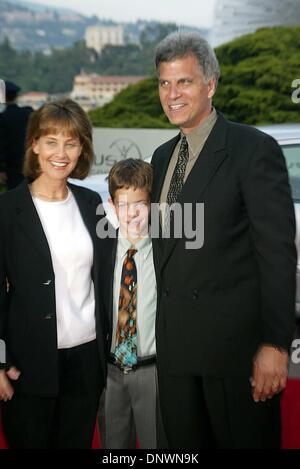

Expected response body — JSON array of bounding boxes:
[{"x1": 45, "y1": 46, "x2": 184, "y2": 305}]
[
  {"x1": 0, "y1": 79, "x2": 5, "y2": 104},
  {"x1": 92, "y1": 127, "x2": 178, "y2": 174}
]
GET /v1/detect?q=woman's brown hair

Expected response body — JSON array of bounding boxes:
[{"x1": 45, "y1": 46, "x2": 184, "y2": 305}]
[{"x1": 23, "y1": 99, "x2": 94, "y2": 180}]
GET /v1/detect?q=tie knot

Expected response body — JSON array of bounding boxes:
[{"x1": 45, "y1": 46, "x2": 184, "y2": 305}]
[
  {"x1": 179, "y1": 135, "x2": 189, "y2": 160},
  {"x1": 180, "y1": 135, "x2": 188, "y2": 148},
  {"x1": 181, "y1": 135, "x2": 187, "y2": 144},
  {"x1": 127, "y1": 248, "x2": 137, "y2": 258}
]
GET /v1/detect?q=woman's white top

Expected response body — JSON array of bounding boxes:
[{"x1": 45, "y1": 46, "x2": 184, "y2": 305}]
[{"x1": 32, "y1": 188, "x2": 96, "y2": 349}]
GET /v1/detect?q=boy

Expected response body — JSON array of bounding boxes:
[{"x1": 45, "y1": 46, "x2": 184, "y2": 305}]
[{"x1": 99, "y1": 158, "x2": 161, "y2": 449}]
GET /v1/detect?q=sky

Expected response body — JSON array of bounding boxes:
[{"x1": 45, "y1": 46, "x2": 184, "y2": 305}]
[{"x1": 25, "y1": 0, "x2": 216, "y2": 28}]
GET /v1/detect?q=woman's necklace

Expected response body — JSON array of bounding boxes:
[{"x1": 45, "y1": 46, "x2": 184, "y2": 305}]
[{"x1": 30, "y1": 185, "x2": 69, "y2": 201}]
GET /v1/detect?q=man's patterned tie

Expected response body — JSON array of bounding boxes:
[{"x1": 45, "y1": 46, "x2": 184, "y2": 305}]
[
  {"x1": 114, "y1": 248, "x2": 138, "y2": 371},
  {"x1": 166, "y1": 135, "x2": 189, "y2": 205}
]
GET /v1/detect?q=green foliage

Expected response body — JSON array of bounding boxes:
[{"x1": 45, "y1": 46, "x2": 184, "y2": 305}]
[
  {"x1": 90, "y1": 26, "x2": 300, "y2": 127},
  {"x1": 89, "y1": 77, "x2": 174, "y2": 128},
  {"x1": 0, "y1": 38, "x2": 96, "y2": 93},
  {"x1": 0, "y1": 22, "x2": 178, "y2": 93},
  {"x1": 213, "y1": 26, "x2": 300, "y2": 124},
  {"x1": 1, "y1": 25, "x2": 299, "y2": 126}
]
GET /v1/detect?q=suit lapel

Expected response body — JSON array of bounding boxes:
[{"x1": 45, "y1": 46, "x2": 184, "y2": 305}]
[
  {"x1": 160, "y1": 114, "x2": 229, "y2": 272},
  {"x1": 152, "y1": 133, "x2": 180, "y2": 203},
  {"x1": 99, "y1": 227, "x2": 118, "y2": 346},
  {"x1": 15, "y1": 182, "x2": 54, "y2": 269},
  {"x1": 108, "y1": 235, "x2": 118, "y2": 335},
  {"x1": 15, "y1": 182, "x2": 101, "y2": 275},
  {"x1": 177, "y1": 114, "x2": 228, "y2": 204}
]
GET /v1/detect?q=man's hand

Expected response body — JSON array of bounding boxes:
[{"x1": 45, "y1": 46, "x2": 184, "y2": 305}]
[
  {"x1": 0, "y1": 366, "x2": 21, "y2": 401},
  {"x1": 251, "y1": 345, "x2": 289, "y2": 402}
]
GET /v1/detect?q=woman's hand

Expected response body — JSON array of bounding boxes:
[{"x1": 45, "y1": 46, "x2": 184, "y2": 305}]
[{"x1": 0, "y1": 367, "x2": 21, "y2": 401}]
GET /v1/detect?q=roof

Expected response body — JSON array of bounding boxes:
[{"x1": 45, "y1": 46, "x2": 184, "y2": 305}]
[
  {"x1": 75, "y1": 74, "x2": 146, "y2": 85},
  {"x1": 255, "y1": 123, "x2": 300, "y2": 143},
  {"x1": 18, "y1": 92, "x2": 49, "y2": 100}
]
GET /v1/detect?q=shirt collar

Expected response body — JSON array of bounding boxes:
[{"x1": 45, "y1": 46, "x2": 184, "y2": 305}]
[
  {"x1": 182, "y1": 107, "x2": 217, "y2": 158},
  {"x1": 117, "y1": 233, "x2": 152, "y2": 260}
]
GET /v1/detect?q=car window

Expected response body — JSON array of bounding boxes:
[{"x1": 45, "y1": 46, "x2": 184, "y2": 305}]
[{"x1": 281, "y1": 144, "x2": 300, "y2": 202}]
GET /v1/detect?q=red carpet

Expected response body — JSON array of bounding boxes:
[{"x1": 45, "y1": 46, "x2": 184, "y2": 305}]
[
  {"x1": 92, "y1": 421, "x2": 102, "y2": 448},
  {"x1": 281, "y1": 378, "x2": 300, "y2": 449},
  {"x1": 0, "y1": 413, "x2": 7, "y2": 449},
  {"x1": 1, "y1": 379, "x2": 300, "y2": 449}
]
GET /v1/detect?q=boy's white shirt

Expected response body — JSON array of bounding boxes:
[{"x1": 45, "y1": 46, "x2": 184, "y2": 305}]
[{"x1": 110, "y1": 232, "x2": 157, "y2": 358}]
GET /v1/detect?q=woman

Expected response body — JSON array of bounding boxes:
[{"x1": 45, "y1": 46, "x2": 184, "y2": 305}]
[{"x1": 0, "y1": 99, "x2": 107, "y2": 448}]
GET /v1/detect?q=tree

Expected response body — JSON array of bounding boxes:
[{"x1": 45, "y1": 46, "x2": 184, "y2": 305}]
[
  {"x1": 0, "y1": 22, "x2": 178, "y2": 94},
  {"x1": 214, "y1": 26, "x2": 300, "y2": 124},
  {"x1": 89, "y1": 26, "x2": 300, "y2": 127},
  {"x1": 89, "y1": 78, "x2": 173, "y2": 128}
]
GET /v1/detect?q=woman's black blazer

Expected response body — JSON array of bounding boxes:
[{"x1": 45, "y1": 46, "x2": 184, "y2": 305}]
[{"x1": 0, "y1": 181, "x2": 108, "y2": 396}]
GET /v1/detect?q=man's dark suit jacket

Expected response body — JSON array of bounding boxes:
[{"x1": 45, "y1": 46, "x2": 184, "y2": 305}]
[
  {"x1": 0, "y1": 104, "x2": 33, "y2": 188},
  {"x1": 0, "y1": 181, "x2": 108, "y2": 396},
  {"x1": 151, "y1": 112, "x2": 297, "y2": 377}
]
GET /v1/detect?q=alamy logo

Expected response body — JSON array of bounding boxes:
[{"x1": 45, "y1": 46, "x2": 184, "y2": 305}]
[
  {"x1": 291, "y1": 79, "x2": 300, "y2": 104},
  {"x1": 96, "y1": 201, "x2": 205, "y2": 250},
  {"x1": 0, "y1": 339, "x2": 6, "y2": 364},
  {"x1": 291, "y1": 339, "x2": 300, "y2": 364},
  {"x1": 0, "y1": 79, "x2": 5, "y2": 104}
]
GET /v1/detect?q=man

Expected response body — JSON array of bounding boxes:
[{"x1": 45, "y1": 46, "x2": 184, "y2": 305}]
[
  {"x1": 0, "y1": 80, "x2": 33, "y2": 190},
  {"x1": 151, "y1": 31, "x2": 296, "y2": 448}
]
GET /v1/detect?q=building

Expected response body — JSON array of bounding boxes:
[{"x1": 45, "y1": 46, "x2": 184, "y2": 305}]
[
  {"x1": 18, "y1": 91, "x2": 49, "y2": 110},
  {"x1": 70, "y1": 72, "x2": 145, "y2": 111},
  {"x1": 85, "y1": 25, "x2": 124, "y2": 54},
  {"x1": 211, "y1": 0, "x2": 300, "y2": 46}
]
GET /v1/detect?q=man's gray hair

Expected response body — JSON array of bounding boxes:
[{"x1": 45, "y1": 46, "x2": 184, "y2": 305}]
[{"x1": 155, "y1": 31, "x2": 220, "y2": 85}]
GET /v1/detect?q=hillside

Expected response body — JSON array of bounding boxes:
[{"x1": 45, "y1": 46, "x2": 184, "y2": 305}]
[
  {"x1": 0, "y1": 0, "x2": 208, "y2": 52},
  {"x1": 0, "y1": 22, "x2": 188, "y2": 93},
  {"x1": 89, "y1": 26, "x2": 300, "y2": 127},
  {"x1": 0, "y1": 0, "x2": 96, "y2": 51}
]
